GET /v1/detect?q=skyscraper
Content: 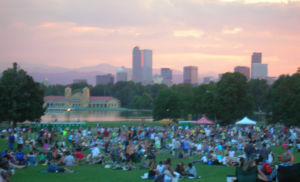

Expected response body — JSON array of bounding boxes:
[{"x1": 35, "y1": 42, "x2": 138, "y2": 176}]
[
  {"x1": 234, "y1": 66, "x2": 250, "y2": 80},
  {"x1": 161, "y1": 68, "x2": 172, "y2": 86},
  {"x1": 96, "y1": 74, "x2": 114, "y2": 85},
  {"x1": 251, "y1": 52, "x2": 262, "y2": 63},
  {"x1": 252, "y1": 63, "x2": 268, "y2": 79},
  {"x1": 142, "y1": 49, "x2": 152, "y2": 84},
  {"x1": 251, "y1": 52, "x2": 268, "y2": 79},
  {"x1": 132, "y1": 46, "x2": 143, "y2": 83},
  {"x1": 116, "y1": 67, "x2": 128, "y2": 82},
  {"x1": 183, "y1": 66, "x2": 198, "y2": 85}
]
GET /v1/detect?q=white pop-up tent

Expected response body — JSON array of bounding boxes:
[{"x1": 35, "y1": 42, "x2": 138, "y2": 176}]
[{"x1": 235, "y1": 117, "x2": 257, "y2": 125}]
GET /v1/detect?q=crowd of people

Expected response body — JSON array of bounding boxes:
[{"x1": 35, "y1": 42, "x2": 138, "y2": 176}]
[{"x1": 0, "y1": 123, "x2": 299, "y2": 182}]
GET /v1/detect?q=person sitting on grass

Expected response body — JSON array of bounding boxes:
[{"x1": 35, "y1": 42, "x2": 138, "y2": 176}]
[
  {"x1": 86, "y1": 144, "x2": 102, "y2": 164},
  {"x1": 148, "y1": 162, "x2": 159, "y2": 180},
  {"x1": 156, "y1": 161, "x2": 165, "y2": 175},
  {"x1": 186, "y1": 163, "x2": 197, "y2": 179},
  {"x1": 0, "y1": 160, "x2": 12, "y2": 182},
  {"x1": 15, "y1": 149, "x2": 26, "y2": 165},
  {"x1": 63, "y1": 151, "x2": 77, "y2": 166},
  {"x1": 74, "y1": 149, "x2": 85, "y2": 165},
  {"x1": 235, "y1": 158, "x2": 267, "y2": 182},
  {"x1": 47, "y1": 161, "x2": 74, "y2": 173},
  {"x1": 27, "y1": 151, "x2": 37, "y2": 166},
  {"x1": 175, "y1": 162, "x2": 186, "y2": 178},
  {"x1": 110, "y1": 143, "x2": 121, "y2": 169},
  {"x1": 163, "y1": 158, "x2": 180, "y2": 182},
  {"x1": 125, "y1": 141, "x2": 135, "y2": 170}
]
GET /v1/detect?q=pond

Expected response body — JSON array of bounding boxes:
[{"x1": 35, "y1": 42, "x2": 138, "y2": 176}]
[{"x1": 41, "y1": 110, "x2": 153, "y2": 122}]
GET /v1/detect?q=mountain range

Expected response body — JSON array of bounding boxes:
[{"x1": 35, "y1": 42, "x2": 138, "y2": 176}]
[{"x1": 0, "y1": 62, "x2": 217, "y2": 85}]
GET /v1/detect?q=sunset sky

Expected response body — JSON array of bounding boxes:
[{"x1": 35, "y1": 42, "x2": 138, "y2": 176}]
[{"x1": 1, "y1": 0, "x2": 299, "y2": 77}]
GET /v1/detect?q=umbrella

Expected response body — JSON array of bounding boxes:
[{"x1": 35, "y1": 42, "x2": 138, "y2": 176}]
[{"x1": 193, "y1": 116, "x2": 215, "y2": 125}]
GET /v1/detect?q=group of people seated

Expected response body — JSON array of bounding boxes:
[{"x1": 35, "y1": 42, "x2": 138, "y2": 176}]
[
  {"x1": 233, "y1": 151, "x2": 300, "y2": 182},
  {"x1": 142, "y1": 158, "x2": 198, "y2": 182},
  {"x1": 0, "y1": 123, "x2": 299, "y2": 182}
]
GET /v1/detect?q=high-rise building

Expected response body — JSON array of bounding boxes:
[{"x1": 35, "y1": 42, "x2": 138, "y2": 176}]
[
  {"x1": 132, "y1": 46, "x2": 153, "y2": 84},
  {"x1": 96, "y1": 74, "x2": 114, "y2": 85},
  {"x1": 116, "y1": 67, "x2": 128, "y2": 82},
  {"x1": 250, "y1": 52, "x2": 268, "y2": 79},
  {"x1": 161, "y1": 68, "x2": 172, "y2": 86},
  {"x1": 234, "y1": 66, "x2": 250, "y2": 80},
  {"x1": 132, "y1": 46, "x2": 143, "y2": 83},
  {"x1": 252, "y1": 63, "x2": 268, "y2": 79},
  {"x1": 183, "y1": 66, "x2": 198, "y2": 85},
  {"x1": 251, "y1": 52, "x2": 262, "y2": 64},
  {"x1": 142, "y1": 49, "x2": 152, "y2": 84}
]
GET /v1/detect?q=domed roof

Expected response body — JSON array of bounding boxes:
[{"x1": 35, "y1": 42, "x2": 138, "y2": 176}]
[{"x1": 117, "y1": 67, "x2": 126, "y2": 72}]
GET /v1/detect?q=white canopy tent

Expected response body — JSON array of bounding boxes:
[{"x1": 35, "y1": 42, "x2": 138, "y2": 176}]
[{"x1": 235, "y1": 117, "x2": 257, "y2": 125}]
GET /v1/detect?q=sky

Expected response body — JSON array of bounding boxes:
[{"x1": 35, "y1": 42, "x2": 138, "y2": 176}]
[{"x1": 0, "y1": 0, "x2": 300, "y2": 77}]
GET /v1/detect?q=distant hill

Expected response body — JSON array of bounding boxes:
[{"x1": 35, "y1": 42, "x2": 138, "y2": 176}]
[{"x1": 0, "y1": 62, "x2": 217, "y2": 85}]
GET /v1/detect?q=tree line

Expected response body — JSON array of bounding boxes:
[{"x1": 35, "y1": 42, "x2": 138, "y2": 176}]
[
  {"x1": 42, "y1": 71, "x2": 300, "y2": 126},
  {"x1": 0, "y1": 63, "x2": 299, "y2": 126}
]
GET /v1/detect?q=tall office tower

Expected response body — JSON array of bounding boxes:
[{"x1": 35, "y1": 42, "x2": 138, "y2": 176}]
[
  {"x1": 142, "y1": 49, "x2": 153, "y2": 84},
  {"x1": 116, "y1": 67, "x2": 128, "y2": 82},
  {"x1": 252, "y1": 52, "x2": 262, "y2": 63},
  {"x1": 96, "y1": 74, "x2": 114, "y2": 85},
  {"x1": 183, "y1": 66, "x2": 198, "y2": 85},
  {"x1": 234, "y1": 66, "x2": 250, "y2": 80},
  {"x1": 252, "y1": 63, "x2": 268, "y2": 79},
  {"x1": 251, "y1": 52, "x2": 268, "y2": 79},
  {"x1": 161, "y1": 68, "x2": 172, "y2": 86},
  {"x1": 132, "y1": 46, "x2": 143, "y2": 83}
]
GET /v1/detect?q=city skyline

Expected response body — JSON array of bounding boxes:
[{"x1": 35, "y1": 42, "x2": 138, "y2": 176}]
[{"x1": 1, "y1": 0, "x2": 300, "y2": 77}]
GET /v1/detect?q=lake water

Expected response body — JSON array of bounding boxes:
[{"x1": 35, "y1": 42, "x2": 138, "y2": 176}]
[{"x1": 42, "y1": 110, "x2": 153, "y2": 122}]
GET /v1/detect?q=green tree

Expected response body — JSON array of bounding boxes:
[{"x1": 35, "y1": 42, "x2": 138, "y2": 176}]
[
  {"x1": 130, "y1": 94, "x2": 153, "y2": 109},
  {"x1": 269, "y1": 73, "x2": 300, "y2": 125},
  {"x1": 69, "y1": 82, "x2": 91, "y2": 90},
  {"x1": 153, "y1": 89, "x2": 181, "y2": 121},
  {"x1": 171, "y1": 84, "x2": 195, "y2": 119},
  {"x1": 193, "y1": 82, "x2": 217, "y2": 121},
  {"x1": 42, "y1": 84, "x2": 65, "y2": 96},
  {"x1": 90, "y1": 84, "x2": 111, "y2": 96},
  {"x1": 248, "y1": 79, "x2": 270, "y2": 112},
  {"x1": 0, "y1": 63, "x2": 45, "y2": 126},
  {"x1": 215, "y1": 72, "x2": 253, "y2": 125}
]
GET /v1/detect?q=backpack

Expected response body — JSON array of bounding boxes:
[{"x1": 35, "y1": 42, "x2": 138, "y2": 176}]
[{"x1": 262, "y1": 162, "x2": 273, "y2": 174}]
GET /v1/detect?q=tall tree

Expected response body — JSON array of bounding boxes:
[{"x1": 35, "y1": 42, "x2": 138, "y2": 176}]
[
  {"x1": 0, "y1": 63, "x2": 45, "y2": 126},
  {"x1": 193, "y1": 82, "x2": 217, "y2": 121},
  {"x1": 269, "y1": 73, "x2": 300, "y2": 125},
  {"x1": 171, "y1": 84, "x2": 195, "y2": 119},
  {"x1": 153, "y1": 89, "x2": 181, "y2": 121},
  {"x1": 248, "y1": 79, "x2": 270, "y2": 112},
  {"x1": 215, "y1": 72, "x2": 253, "y2": 125}
]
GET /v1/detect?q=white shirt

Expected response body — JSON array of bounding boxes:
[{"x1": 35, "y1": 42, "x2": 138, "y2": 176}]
[
  {"x1": 156, "y1": 164, "x2": 165, "y2": 174},
  {"x1": 229, "y1": 150, "x2": 235, "y2": 158},
  {"x1": 92, "y1": 147, "x2": 100, "y2": 158}
]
